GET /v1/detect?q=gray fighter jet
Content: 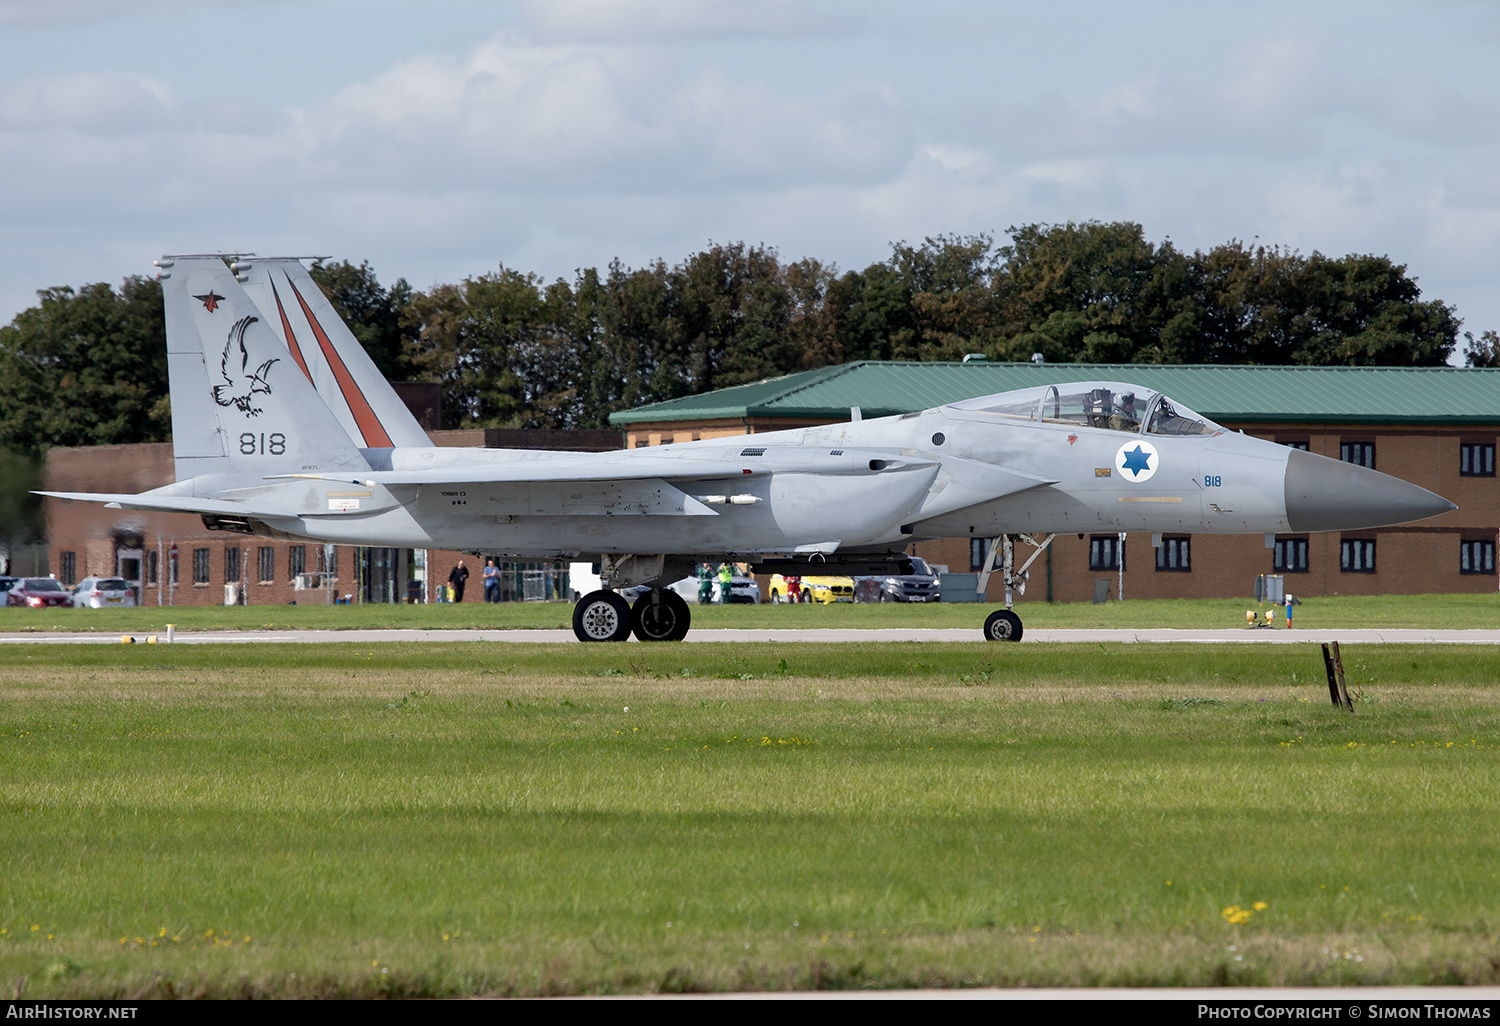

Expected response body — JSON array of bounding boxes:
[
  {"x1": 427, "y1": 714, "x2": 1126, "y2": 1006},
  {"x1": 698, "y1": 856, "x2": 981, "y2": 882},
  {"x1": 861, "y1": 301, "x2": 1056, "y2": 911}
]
[{"x1": 43, "y1": 256, "x2": 1456, "y2": 642}]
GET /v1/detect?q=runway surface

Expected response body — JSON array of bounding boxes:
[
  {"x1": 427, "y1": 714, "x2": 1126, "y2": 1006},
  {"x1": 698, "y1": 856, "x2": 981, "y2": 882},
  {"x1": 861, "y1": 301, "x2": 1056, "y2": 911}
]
[{"x1": 4, "y1": 627, "x2": 1499, "y2": 644}]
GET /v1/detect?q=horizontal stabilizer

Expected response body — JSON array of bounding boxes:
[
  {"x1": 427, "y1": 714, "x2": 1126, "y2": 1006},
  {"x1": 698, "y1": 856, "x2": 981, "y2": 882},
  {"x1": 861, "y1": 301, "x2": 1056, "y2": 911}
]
[{"x1": 38, "y1": 491, "x2": 294, "y2": 521}]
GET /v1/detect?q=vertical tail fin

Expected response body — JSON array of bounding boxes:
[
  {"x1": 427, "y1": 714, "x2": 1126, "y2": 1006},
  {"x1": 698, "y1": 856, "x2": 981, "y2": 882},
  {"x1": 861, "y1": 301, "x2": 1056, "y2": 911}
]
[
  {"x1": 236, "y1": 258, "x2": 432, "y2": 448},
  {"x1": 156, "y1": 256, "x2": 371, "y2": 484}
]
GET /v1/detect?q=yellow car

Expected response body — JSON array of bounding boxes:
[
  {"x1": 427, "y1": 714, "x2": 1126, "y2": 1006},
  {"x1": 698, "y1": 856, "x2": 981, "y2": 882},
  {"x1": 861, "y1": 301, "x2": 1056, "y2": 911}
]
[{"x1": 767, "y1": 574, "x2": 855, "y2": 604}]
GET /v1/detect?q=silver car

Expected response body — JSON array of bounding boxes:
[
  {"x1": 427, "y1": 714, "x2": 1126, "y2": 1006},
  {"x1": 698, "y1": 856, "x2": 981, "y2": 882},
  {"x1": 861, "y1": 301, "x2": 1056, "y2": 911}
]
[{"x1": 71, "y1": 577, "x2": 137, "y2": 609}]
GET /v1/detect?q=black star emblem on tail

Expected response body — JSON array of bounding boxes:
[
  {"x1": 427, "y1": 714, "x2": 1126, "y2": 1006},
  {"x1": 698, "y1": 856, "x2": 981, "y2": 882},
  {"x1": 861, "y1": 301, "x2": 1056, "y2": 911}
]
[{"x1": 194, "y1": 291, "x2": 225, "y2": 313}]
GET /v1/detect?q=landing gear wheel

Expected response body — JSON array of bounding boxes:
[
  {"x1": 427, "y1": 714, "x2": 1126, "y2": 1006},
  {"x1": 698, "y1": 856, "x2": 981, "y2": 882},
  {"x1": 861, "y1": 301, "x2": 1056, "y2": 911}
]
[
  {"x1": 573, "y1": 590, "x2": 632, "y2": 642},
  {"x1": 632, "y1": 589, "x2": 691, "y2": 642},
  {"x1": 983, "y1": 609, "x2": 1023, "y2": 642}
]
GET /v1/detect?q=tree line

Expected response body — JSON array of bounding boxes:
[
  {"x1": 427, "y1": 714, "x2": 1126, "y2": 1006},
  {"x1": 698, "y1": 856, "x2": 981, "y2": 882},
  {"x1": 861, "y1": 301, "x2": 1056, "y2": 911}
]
[{"x1": 0, "y1": 220, "x2": 1493, "y2": 548}]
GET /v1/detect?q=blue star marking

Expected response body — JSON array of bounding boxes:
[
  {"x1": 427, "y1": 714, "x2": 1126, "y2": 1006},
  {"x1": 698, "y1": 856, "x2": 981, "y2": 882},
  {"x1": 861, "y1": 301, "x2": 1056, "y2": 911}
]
[{"x1": 1120, "y1": 445, "x2": 1153, "y2": 477}]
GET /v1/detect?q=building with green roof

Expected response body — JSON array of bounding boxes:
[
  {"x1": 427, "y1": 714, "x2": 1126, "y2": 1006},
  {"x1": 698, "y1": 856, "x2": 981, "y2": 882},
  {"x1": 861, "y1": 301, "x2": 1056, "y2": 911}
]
[
  {"x1": 612, "y1": 361, "x2": 1500, "y2": 603},
  {"x1": 610, "y1": 360, "x2": 1500, "y2": 433}
]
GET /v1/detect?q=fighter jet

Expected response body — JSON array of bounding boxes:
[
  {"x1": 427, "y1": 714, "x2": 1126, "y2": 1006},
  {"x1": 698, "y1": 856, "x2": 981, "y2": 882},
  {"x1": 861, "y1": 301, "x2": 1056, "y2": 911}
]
[{"x1": 43, "y1": 256, "x2": 1456, "y2": 642}]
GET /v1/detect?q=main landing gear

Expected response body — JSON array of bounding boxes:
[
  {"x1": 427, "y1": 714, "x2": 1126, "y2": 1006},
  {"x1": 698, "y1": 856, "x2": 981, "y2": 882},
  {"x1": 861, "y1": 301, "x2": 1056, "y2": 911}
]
[
  {"x1": 975, "y1": 532, "x2": 1057, "y2": 643},
  {"x1": 571, "y1": 588, "x2": 691, "y2": 643}
]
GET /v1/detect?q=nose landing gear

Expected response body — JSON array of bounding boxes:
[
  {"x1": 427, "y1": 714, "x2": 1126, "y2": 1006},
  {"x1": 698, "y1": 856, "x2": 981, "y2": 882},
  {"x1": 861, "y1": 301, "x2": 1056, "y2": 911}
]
[
  {"x1": 976, "y1": 532, "x2": 1056, "y2": 642},
  {"x1": 983, "y1": 609, "x2": 1023, "y2": 642}
]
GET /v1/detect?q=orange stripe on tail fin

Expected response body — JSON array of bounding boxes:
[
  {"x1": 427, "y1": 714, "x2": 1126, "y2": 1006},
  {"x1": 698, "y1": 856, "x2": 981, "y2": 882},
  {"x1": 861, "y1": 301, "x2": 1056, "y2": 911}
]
[
  {"x1": 288, "y1": 277, "x2": 395, "y2": 448},
  {"x1": 269, "y1": 276, "x2": 314, "y2": 385}
]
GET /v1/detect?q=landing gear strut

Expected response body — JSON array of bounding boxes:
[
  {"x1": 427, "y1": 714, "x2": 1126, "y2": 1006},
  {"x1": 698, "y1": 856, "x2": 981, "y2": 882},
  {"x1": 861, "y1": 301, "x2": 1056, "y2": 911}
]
[{"x1": 977, "y1": 532, "x2": 1056, "y2": 642}]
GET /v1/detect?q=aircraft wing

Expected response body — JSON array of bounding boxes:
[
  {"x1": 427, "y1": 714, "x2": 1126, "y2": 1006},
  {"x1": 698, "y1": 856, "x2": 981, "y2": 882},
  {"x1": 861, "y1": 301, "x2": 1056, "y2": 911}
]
[{"x1": 278, "y1": 447, "x2": 940, "y2": 487}]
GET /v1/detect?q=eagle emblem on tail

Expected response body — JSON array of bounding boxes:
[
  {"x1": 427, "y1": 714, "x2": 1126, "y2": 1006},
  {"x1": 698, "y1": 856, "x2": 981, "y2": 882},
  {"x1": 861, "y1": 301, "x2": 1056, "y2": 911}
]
[{"x1": 212, "y1": 316, "x2": 279, "y2": 417}]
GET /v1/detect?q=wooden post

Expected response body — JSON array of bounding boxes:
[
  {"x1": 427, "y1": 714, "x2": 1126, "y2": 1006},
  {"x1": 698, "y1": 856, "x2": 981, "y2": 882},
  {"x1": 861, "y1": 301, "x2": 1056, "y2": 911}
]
[
  {"x1": 1320, "y1": 644, "x2": 1341, "y2": 707},
  {"x1": 1330, "y1": 641, "x2": 1354, "y2": 712}
]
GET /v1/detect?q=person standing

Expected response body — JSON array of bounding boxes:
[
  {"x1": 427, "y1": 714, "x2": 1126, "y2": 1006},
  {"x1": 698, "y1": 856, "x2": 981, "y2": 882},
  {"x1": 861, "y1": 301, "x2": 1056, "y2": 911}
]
[
  {"x1": 482, "y1": 559, "x2": 500, "y2": 603},
  {"x1": 449, "y1": 560, "x2": 470, "y2": 603},
  {"x1": 717, "y1": 561, "x2": 733, "y2": 604},
  {"x1": 697, "y1": 562, "x2": 714, "y2": 605}
]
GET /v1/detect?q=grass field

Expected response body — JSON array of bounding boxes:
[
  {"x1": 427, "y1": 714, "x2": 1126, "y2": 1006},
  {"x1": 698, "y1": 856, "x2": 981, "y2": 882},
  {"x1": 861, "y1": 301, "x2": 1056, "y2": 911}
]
[
  {"x1": 2, "y1": 641, "x2": 1498, "y2": 996},
  {"x1": 3, "y1": 590, "x2": 1498, "y2": 634}
]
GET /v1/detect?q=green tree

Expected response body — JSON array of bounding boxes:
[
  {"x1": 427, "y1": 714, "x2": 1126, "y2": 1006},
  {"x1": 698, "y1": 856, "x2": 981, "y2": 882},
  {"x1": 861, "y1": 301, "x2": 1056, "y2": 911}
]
[
  {"x1": 670, "y1": 242, "x2": 793, "y2": 393},
  {"x1": 1462, "y1": 330, "x2": 1500, "y2": 368},
  {"x1": 402, "y1": 279, "x2": 523, "y2": 429},
  {"x1": 0, "y1": 276, "x2": 169, "y2": 460},
  {"x1": 0, "y1": 449, "x2": 43, "y2": 570}
]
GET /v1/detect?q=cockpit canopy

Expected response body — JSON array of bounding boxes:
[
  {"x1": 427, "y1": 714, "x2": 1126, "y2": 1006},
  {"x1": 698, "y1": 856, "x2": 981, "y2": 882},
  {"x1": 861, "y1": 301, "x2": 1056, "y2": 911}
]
[{"x1": 947, "y1": 382, "x2": 1223, "y2": 436}]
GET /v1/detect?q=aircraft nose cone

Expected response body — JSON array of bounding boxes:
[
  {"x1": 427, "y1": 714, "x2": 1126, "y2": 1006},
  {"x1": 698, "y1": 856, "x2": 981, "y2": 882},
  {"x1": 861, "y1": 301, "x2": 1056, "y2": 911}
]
[{"x1": 1284, "y1": 448, "x2": 1455, "y2": 532}]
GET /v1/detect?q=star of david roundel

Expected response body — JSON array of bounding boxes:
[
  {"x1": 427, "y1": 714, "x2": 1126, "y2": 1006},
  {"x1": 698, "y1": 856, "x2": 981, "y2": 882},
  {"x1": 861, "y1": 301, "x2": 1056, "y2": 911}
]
[{"x1": 1114, "y1": 439, "x2": 1159, "y2": 483}]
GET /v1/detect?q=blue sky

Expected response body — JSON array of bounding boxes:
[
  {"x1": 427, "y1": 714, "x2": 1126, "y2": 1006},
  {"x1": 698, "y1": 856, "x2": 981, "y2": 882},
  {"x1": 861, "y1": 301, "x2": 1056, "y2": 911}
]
[{"x1": 4, "y1": 0, "x2": 1500, "y2": 360}]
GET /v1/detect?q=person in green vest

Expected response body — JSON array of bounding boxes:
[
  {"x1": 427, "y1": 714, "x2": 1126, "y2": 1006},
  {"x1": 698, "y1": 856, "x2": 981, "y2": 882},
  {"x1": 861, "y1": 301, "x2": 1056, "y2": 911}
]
[
  {"x1": 697, "y1": 562, "x2": 714, "y2": 605},
  {"x1": 717, "y1": 562, "x2": 733, "y2": 604}
]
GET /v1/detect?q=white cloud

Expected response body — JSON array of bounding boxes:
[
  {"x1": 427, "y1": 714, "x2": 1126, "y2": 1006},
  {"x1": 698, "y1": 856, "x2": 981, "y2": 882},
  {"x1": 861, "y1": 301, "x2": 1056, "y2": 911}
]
[
  {"x1": 517, "y1": 0, "x2": 873, "y2": 41},
  {"x1": 0, "y1": 0, "x2": 290, "y2": 28},
  {"x1": 0, "y1": 72, "x2": 179, "y2": 134},
  {"x1": 296, "y1": 34, "x2": 910, "y2": 192},
  {"x1": 6, "y1": 1, "x2": 1500, "y2": 351}
]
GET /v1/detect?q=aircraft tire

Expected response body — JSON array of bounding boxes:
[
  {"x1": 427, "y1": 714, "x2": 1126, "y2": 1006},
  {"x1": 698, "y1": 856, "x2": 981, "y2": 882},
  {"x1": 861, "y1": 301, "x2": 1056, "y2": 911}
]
[
  {"x1": 573, "y1": 590, "x2": 632, "y2": 642},
  {"x1": 983, "y1": 609, "x2": 1023, "y2": 642},
  {"x1": 631, "y1": 590, "x2": 690, "y2": 642}
]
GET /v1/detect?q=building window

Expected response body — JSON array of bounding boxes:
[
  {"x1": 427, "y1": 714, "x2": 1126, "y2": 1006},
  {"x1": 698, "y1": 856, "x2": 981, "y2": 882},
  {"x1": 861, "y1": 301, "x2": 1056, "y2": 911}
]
[
  {"x1": 1340, "y1": 538, "x2": 1376, "y2": 573},
  {"x1": 1280, "y1": 439, "x2": 1310, "y2": 451},
  {"x1": 224, "y1": 548, "x2": 241, "y2": 583},
  {"x1": 1460, "y1": 540, "x2": 1495, "y2": 575},
  {"x1": 58, "y1": 551, "x2": 76, "y2": 585},
  {"x1": 318, "y1": 545, "x2": 338, "y2": 577},
  {"x1": 1273, "y1": 537, "x2": 1309, "y2": 573},
  {"x1": 1155, "y1": 536, "x2": 1190, "y2": 571},
  {"x1": 170, "y1": 551, "x2": 178, "y2": 585},
  {"x1": 192, "y1": 547, "x2": 210, "y2": 585},
  {"x1": 147, "y1": 550, "x2": 158, "y2": 585},
  {"x1": 1460, "y1": 443, "x2": 1495, "y2": 477},
  {"x1": 1089, "y1": 535, "x2": 1122, "y2": 571},
  {"x1": 970, "y1": 538, "x2": 987, "y2": 571},
  {"x1": 258, "y1": 546, "x2": 275, "y2": 583},
  {"x1": 289, "y1": 545, "x2": 306, "y2": 579},
  {"x1": 1340, "y1": 442, "x2": 1375, "y2": 469}
]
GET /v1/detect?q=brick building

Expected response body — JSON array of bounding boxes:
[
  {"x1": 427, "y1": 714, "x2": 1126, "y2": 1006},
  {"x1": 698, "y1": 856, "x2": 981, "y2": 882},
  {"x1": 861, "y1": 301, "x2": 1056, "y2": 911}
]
[
  {"x1": 43, "y1": 428, "x2": 622, "y2": 606},
  {"x1": 609, "y1": 361, "x2": 1500, "y2": 603}
]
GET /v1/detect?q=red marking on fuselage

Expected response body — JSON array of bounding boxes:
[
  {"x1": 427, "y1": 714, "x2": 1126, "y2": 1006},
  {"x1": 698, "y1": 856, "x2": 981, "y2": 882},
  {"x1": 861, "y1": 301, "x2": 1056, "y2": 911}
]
[
  {"x1": 287, "y1": 278, "x2": 394, "y2": 448},
  {"x1": 269, "y1": 276, "x2": 313, "y2": 385}
]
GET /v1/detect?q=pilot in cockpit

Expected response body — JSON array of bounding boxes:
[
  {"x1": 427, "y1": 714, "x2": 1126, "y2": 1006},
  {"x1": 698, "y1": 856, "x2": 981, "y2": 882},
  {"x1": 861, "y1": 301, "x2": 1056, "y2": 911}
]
[
  {"x1": 1086, "y1": 388, "x2": 1113, "y2": 428},
  {"x1": 1108, "y1": 392, "x2": 1140, "y2": 432}
]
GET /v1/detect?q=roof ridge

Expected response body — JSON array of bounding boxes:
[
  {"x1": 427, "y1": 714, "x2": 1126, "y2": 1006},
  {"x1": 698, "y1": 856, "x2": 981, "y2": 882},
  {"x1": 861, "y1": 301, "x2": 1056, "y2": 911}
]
[
  {"x1": 745, "y1": 361, "x2": 867, "y2": 412},
  {"x1": 915, "y1": 361, "x2": 1492, "y2": 373},
  {"x1": 622, "y1": 364, "x2": 836, "y2": 412}
]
